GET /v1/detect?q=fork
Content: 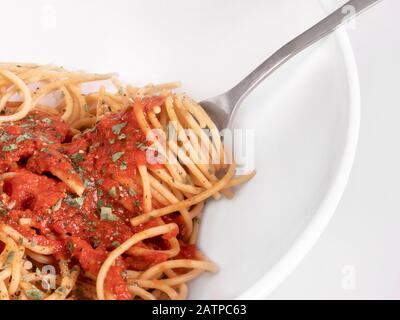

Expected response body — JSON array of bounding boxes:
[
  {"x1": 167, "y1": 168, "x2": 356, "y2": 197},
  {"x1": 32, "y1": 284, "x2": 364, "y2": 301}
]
[{"x1": 200, "y1": 0, "x2": 381, "y2": 129}]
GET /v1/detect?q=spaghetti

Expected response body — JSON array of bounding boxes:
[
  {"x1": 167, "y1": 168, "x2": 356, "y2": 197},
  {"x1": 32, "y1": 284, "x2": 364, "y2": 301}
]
[{"x1": 0, "y1": 63, "x2": 254, "y2": 300}]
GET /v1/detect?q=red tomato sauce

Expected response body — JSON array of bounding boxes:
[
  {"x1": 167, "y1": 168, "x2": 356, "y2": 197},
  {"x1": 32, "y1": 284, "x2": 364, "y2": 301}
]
[{"x1": 0, "y1": 99, "x2": 194, "y2": 300}]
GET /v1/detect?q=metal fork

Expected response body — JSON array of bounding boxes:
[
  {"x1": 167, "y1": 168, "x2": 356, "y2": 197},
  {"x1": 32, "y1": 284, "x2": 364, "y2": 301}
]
[{"x1": 200, "y1": 0, "x2": 381, "y2": 129}]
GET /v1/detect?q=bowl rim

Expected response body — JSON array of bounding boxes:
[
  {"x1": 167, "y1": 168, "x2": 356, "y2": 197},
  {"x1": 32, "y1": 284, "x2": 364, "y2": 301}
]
[{"x1": 236, "y1": 1, "x2": 361, "y2": 300}]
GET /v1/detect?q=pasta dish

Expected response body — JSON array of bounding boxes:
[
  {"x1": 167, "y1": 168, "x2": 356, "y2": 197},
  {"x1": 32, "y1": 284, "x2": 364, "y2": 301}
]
[{"x1": 0, "y1": 63, "x2": 254, "y2": 300}]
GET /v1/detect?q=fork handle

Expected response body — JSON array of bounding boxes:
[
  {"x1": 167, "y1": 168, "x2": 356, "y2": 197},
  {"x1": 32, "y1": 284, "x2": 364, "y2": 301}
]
[{"x1": 227, "y1": 0, "x2": 381, "y2": 106}]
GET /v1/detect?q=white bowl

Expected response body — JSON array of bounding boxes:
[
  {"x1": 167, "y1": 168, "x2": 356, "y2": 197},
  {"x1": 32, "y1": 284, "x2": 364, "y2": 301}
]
[{"x1": 0, "y1": 0, "x2": 359, "y2": 299}]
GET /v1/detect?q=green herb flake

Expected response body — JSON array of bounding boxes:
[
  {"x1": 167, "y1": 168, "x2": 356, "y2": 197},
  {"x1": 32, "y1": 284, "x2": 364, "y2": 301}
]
[
  {"x1": 16, "y1": 133, "x2": 33, "y2": 143},
  {"x1": 20, "y1": 123, "x2": 34, "y2": 128},
  {"x1": 7, "y1": 200, "x2": 16, "y2": 210},
  {"x1": 97, "y1": 199, "x2": 104, "y2": 208},
  {"x1": 90, "y1": 237, "x2": 101, "y2": 248},
  {"x1": 118, "y1": 133, "x2": 127, "y2": 140},
  {"x1": 84, "y1": 178, "x2": 95, "y2": 188},
  {"x1": 55, "y1": 286, "x2": 67, "y2": 294},
  {"x1": 133, "y1": 200, "x2": 140, "y2": 207},
  {"x1": 66, "y1": 241, "x2": 74, "y2": 254},
  {"x1": 112, "y1": 122, "x2": 127, "y2": 135},
  {"x1": 111, "y1": 241, "x2": 121, "y2": 248},
  {"x1": 135, "y1": 142, "x2": 147, "y2": 151},
  {"x1": 2, "y1": 144, "x2": 17, "y2": 152},
  {"x1": 39, "y1": 136, "x2": 55, "y2": 144},
  {"x1": 128, "y1": 187, "x2": 137, "y2": 196},
  {"x1": 119, "y1": 161, "x2": 127, "y2": 171},
  {"x1": 52, "y1": 198, "x2": 62, "y2": 212},
  {"x1": 108, "y1": 186, "x2": 117, "y2": 198},
  {"x1": 0, "y1": 207, "x2": 7, "y2": 216},
  {"x1": 70, "y1": 153, "x2": 85, "y2": 162},
  {"x1": 193, "y1": 217, "x2": 201, "y2": 224},
  {"x1": 64, "y1": 195, "x2": 85, "y2": 208},
  {"x1": 111, "y1": 151, "x2": 124, "y2": 163},
  {"x1": 41, "y1": 118, "x2": 53, "y2": 125},
  {"x1": 0, "y1": 132, "x2": 11, "y2": 142},
  {"x1": 89, "y1": 142, "x2": 100, "y2": 152},
  {"x1": 96, "y1": 178, "x2": 104, "y2": 185},
  {"x1": 5, "y1": 251, "x2": 16, "y2": 265},
  {"x1": 35, "y1": 268, "x2": 41, "y2": 277},
  {"x1": 100, "y1": 207, "x2": 119, "y2": 221},
  {"x1": 25, "y1": 288, "x2": 43, "y2": 300}
]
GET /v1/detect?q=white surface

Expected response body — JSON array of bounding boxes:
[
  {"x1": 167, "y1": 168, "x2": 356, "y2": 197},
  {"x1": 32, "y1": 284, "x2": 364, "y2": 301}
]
[
  {"x1": 271, "y1": 0, "x2": 400, "y2": 299},
  {"x1": 0, "y1": 0, "x2": 361, "y2": 299}
]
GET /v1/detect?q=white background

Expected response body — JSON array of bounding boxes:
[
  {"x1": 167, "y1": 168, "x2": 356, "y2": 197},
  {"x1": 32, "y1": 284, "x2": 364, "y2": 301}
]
[{"x1": 271, "y1": 0, "x2": 400, "y2": 299}]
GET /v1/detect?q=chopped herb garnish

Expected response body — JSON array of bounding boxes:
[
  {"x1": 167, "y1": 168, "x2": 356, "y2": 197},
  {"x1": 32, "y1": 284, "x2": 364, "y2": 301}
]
[
  {"x1": 97, "y1": 189, "x2": 103, "y2": 197},
  {"x1": 7, "y1": 200, "x2": 16, "y2": 210},
  {"x1": 135, "y1": 142, "x2": 147, "y2": 151},
  {"x1": 111, "y1": 241, "x2": 121, "y2": 248},
  {"x1": 41, "y1": 118, "x2": 53, "y2": 125},
  {"x1": 55, "y1": 286, "x2": 67, "y2": 294},
  {"x1": 70, "y1": 153, "x2": 85, "y2": 162},
  {"x1": 16, "y1": 133, "x2": 33, "y2": 143},
  {"x1": 128, "y1": 187, "x2": 137, "y2": 196},
  {"x1": 2, "y1": 144, "x2": 17, "y2": 152},
  {"x1": 0, "y1": 132, "x2": 11, "y2": 142},
  {"x1": 66, "y1": 241, "x2": 74, "y2": 254},
  {"x1": 112, "y1": 122, "x2": 127, "y2": 135},
  {"x1": 52, "y1": 198, "x2": 62, "y2": 212},
  {"x1": 108, "y1": 186, "x2": 117, "y2": 198},
  {"x1": 38, "y1": 136, "x2": 55, "y2": 144},
  {"x1": 97, "y1": 199, "x2": 104, "y2": 208},
  {"x1": 5, "y1": 251, "x2": 15, "y2": 265},
  {"x1": 118, "y1": 133, "x2": 127, "y2": 140},
  {"x1": 193, "y1": 217, "x2": 201, "y2": 224},
  {"x1": 100, "y1": 207, "x2": 119, "y2": 221},
  {"x1": 96, "y1": 178, "x2": 104, "y2": 185},
  {"x1": 84, "y1": 178, "x2": 95, "y2": 188},
  {"x1": 111, "y1": 151, "x2": 124, "y2": 163},
  {"x1": 64, "y1": 195, "x2": 84, "y2": 208},
  {"x1": 75, "y1": 197, "x2": 84, "y2": 207},
  {"x1": 89, "y1": 142, "x2": 100, "y2": 152},
  {"x1": 134, "y1": 200, "x2": 140, "y2": 207},
  {"x1": 90, "y1": 237, "x2": 101, "y2": 248},
  {"x1": 0, "y1": 207, "x2": 7, "y2": 216},
  {"x1": 119, "y1": 161, "x2": 127, "y2": 170},
  {"x1": 25, "y1": 288, "x2": 43, "y2": 300},
  {"x1": 35, "y1": 268, "x2": 42, "y2": 277}
]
